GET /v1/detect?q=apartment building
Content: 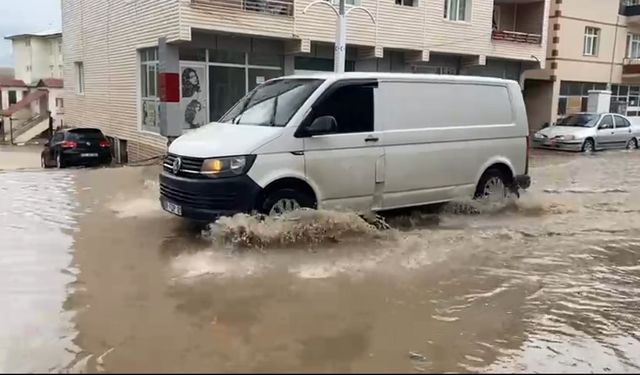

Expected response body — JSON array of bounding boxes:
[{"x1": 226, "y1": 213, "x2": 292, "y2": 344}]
[
  {"x1": 62, "y1": 0, "x2": 550, "y2": 160},
  {"x1": 0, "y1": 31, "x2": 65, "y2": 143},
  {"x1": 525, "y1": 0, "x2": 640, "y2": 130}
]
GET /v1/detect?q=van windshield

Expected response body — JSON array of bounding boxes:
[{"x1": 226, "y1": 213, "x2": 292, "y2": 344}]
[
  {"x1": 556, "y1": 114, "x2": 599, "y2": 127},
  {"x1": 220, "y1": 78, "x2": 323, "y2": 127}
]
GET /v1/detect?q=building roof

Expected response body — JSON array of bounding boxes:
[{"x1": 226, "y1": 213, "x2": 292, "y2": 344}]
[
  {"x1": 37, "y1": 78, "x2": 64, "y2": 89},
  {"x1": 4, "y1": 30, "x2": 62, "y2": 40},
  {"x1": 0, "y1": 77, "x2": 27, "y2": 88},
  {"x1": 0, "y1": 89, "x2": 48, "y2": 117}
]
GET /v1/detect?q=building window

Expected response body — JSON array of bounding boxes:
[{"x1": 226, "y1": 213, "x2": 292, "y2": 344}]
[
  {"x1": 75, "y1": 62, "x2": 85, "y2": 94},
  {"x1": 627, "y1": 33, "x2": 640, "y2": 59},
  {"x1": 444, "y1": 0, "x2": 469, "y2": 21},
  {"x1": 56, "y1": 98, "x2": 64, "y2": 108},
  {"x1": 583, "y1": 27, "x2": 600, "y2": 56},
  {"x1": 396, "y1": 0, "x2": 417, "y2": 6},
  {"x1": 8, "y1": 91, "x2": 17, "y2": 105},
  {"x1": 140, "y1": 48, "x2": 159, "y2": 130}
]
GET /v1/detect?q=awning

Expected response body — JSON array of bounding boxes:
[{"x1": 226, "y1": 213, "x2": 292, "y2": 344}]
[{"x1": 0, "y1": 89, "x2": 48, "y2": 117}]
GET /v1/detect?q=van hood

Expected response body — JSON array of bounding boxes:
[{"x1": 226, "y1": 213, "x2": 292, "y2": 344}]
[
  {"x1": 168, "y1": 123, "x2": 282, "y2": 158},
  {"x1": 538, "y1": 125, "x2": 593, "y2": 138}
]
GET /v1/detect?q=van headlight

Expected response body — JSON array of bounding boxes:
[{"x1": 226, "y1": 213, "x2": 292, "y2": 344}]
[
  {"x1": 200, "y1": 155, "x2": 256, "y2": 178},
  {"x1": 558, "y1": 135, "x2": 575, "y2": 141},
  {"x1": 534, "y1": 132, "x2": 544, "y2": 139}
]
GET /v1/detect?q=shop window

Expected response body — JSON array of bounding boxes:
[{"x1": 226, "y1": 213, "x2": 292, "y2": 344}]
[
  {"x1": 140, "y1": 48, "x2": 159, "y2": 130},
  {"x1": 209, "y1": 50, "x2": 245, "y2": 65},
  {"x1": 179, "y1": 47, "x2": 206, "y2": 62},
  {"x1": 557, "y1": 97, "x2": 567, "y2": 115}
]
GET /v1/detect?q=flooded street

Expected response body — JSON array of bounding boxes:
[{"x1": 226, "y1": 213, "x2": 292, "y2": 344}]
[{"x1": 1, "y1": 150, "x2": 640, "y2": 372}]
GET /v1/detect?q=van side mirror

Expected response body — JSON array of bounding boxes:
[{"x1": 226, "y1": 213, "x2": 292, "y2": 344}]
[{"x1": 307, "y1": 116, "x2": 337, "y2": 136}]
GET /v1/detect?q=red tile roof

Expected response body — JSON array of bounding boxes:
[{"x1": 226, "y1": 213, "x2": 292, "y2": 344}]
[
  {"x1": 0, "y1": 89, "x2": 48, "y2": 117},
  {"x1": 0, "y1": 77, "x2": 27, "y2": 88},
  {"x1": 37, "y1": 78, "x2": 64, "y2": 88}
]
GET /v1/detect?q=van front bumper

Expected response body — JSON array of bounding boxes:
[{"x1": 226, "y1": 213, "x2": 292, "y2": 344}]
[{"x1": 159, "y1": 171, "x2": 262, "y2": 222}]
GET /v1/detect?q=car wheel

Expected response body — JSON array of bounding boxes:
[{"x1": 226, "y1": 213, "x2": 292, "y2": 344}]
[
  {"x1": 474, "y1": 169, "x2": 509, "y2": 202},
  {"x1": 56, "y1": 153, "x2": 64, "y2": 169},
  {"x1": 626, "y1": 138, "x2": 638, "y2": 150},
  {"x1": 582, "y1": 139, "x2": 595, "y2": 153},
  {"x1": 260, "y1": 188, "x2": 315, "y2": 216}
]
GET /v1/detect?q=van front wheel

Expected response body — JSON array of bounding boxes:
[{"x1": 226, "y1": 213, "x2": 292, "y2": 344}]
[{"x1": 260, "y1": 188, "x2": 315, "y2": 216}]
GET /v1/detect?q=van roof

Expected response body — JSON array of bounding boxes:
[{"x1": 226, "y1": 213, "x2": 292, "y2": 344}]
[{"x1": 281, "y1": 72, "x2": 517, "y2": 85}]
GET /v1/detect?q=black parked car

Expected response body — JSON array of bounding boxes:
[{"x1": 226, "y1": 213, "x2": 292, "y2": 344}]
[{"x1": 41, "y1": 128, "x2": 112, "y2": 168}]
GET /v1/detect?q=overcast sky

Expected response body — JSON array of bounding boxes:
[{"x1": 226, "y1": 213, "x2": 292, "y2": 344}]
[{"x1": 0, "y1": 0, "x2": 61, "y2": 67}]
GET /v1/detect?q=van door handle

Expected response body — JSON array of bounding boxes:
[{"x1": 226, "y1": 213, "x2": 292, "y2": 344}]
[{"x1": 365, "y1": 136, "x2": 379, "y2": 143}]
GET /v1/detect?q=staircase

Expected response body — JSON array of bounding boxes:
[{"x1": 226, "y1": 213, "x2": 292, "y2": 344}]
[{"x1": 6, "y1": 114, "x2": 50, "y2": 144}]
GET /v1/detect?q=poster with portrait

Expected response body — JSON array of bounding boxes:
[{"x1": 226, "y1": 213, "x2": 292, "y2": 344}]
[{"x1": 180, "y1": 64, "x2": 208, "y2": 130}]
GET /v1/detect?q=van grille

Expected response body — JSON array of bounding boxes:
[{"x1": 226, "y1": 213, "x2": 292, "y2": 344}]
[
  {"x1": 163, "y1": 154, "x2": 203, "y2": 176},
  {"x1": 160, "y1": 183, "x2": 237, "y2": 209}
]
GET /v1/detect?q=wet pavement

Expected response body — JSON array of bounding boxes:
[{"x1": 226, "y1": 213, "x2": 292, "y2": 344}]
[{"x1": 1, "y1": 149, "x2": 640, "y2": 372}]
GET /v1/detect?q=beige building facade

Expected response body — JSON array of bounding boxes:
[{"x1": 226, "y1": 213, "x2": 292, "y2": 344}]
[
  {"x1": 62, "y1": 0, "x2": 550, "y2": 160},
  {"x1": 524, "y1": 0, "x2": 640, "y2": 130}
]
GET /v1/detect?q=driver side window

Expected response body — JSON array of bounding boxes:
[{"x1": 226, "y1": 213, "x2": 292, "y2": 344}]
[
  {"x1": 313, "y1": 83, "x2": 374, "y2": 134},
  {"x1": 599, "y1": 115, "x2": 613, "y2": 129}
]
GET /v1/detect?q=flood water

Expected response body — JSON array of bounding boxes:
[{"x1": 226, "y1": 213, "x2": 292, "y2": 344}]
[{"x1": 1, "y1": 150, "x2": 640, "y2": 372}]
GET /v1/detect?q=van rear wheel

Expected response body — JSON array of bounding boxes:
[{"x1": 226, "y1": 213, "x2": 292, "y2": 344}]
[
  {"x1": 260, "y1": 188, "x2": 315, "y2": 216},
  {"x1": 475, "y1": 169, "x2": 510, "y2": 202}
]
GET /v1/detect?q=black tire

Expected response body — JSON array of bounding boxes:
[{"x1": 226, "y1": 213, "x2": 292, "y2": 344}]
[
  {"x1": 582, "y1": 138, "x2": 595, "y2": 153},
  {"x1": 474, "y1": 168, "x2": 510, "y2": 200},
  {"x1": 56, "y1": 153, "x2": 65, "y2": 169},
  {"x1": 41, "y1": 154, "x2": 51, "y2": 169},
  {"x1": 260, "y1": 188, "x2": 315, "y2": 216},
  {"x1": 627, "y1": 138, "x2": 638, "y2": 150}
]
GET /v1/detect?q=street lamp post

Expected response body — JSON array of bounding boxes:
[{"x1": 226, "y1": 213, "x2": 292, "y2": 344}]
[{"x1": 303, "y1": 0, "x2": 376, "y2": 73}]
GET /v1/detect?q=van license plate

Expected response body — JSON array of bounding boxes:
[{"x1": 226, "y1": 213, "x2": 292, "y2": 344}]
[
  {"x1": 81, "y1": 153, "x2": 98, "y2": 157},
  {"x1": 163, "y1": 200, "x2": 182, "y2": 216}
]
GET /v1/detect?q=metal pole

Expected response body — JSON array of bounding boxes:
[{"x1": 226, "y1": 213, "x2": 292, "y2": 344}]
[
  {"x1": 334, "y1": 0, "x2": 347, "y2": 73},
  {"x1": 9, "y1": 117, "x2": 13, "y2": 145}
]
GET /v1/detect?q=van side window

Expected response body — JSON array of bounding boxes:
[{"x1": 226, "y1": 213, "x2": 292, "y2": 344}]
[
  {"x1": 314, "y1": 84, "x2": 374, "y2": 134},
  {"x1": 614, "y1": 115, "x2": 631, "y2": 128},
  {"x1": 599, "y1": 115, "x2": 614, "y2": 129}
]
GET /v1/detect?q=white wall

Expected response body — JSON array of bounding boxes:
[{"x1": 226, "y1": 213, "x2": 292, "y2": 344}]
[{"x1": 12, "y1": 39, "x2": 32, "y2": 84}]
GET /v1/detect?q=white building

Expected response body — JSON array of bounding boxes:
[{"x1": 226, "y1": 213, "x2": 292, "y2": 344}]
[
  {"x1": 62, "y1": 0, "x2": 550, "y2": 161},
  {"x1": 0, "y1": 31, "x2": 64, "y2": 143}
]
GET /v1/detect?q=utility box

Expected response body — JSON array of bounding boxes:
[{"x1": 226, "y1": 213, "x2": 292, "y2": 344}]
[{"x1": 587, "y1": 90, "x2": 612, "y2": 113}]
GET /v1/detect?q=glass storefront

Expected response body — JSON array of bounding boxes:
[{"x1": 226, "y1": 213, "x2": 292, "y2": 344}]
[{"x1": 179, "y1": 47, "x2": 283, "y2": 128}]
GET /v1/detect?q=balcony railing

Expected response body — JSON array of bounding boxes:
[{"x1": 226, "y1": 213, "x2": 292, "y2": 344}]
[
  {"x1": 190, "y1": 0, "x2": 294, "y2": 16},
  {"x1": 491, "y1": 30, "x2": 542, "y2": 44},
  {"x1": 623, "y1": 58, "x2": 640, "y2": 75}
]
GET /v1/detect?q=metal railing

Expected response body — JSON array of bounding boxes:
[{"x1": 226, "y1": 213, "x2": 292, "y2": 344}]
[
  {"x1": 190, "y1": 0, "x2": 294, "y2": 16},
  {"x1": 491, "y1": 30, "x2": 542, "y2": 45}
]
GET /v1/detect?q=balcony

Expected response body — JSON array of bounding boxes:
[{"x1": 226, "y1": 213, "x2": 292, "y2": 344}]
[
  {"x1": 623, "y1": 58, "x2": 640, "y2": 75},
  {"x1": 621, "y1": 1, "x2": 640, "y2": 25},
  {"x1": 491, "y1": 0, "x2": 544, "y2": 45},
  {"x1": 185, "y1": 0, "x2": 296, "y2": 39},
  {"x1": 189, "y1": 0, "x2": 294, "y2": 17}
]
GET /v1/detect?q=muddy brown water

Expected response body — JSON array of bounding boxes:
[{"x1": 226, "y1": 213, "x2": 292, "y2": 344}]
[{"x1": 1, "y1": 150, "x2": 640, "y2": 372}]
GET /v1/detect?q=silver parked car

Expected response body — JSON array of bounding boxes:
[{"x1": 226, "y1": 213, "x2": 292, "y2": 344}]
[{"x1": 532, "y1": 112, "x2": 640, "y2": 153}]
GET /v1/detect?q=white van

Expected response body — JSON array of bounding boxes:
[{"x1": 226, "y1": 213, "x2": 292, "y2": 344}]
[{"x1": 160, "y1": 73, "x2": 531, "y2": 221}]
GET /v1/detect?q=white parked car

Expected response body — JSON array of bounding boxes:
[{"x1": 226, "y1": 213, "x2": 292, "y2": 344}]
[
  {"x1": 532, "y1": 112, "x2": 640, "y2": 152},
  {"x1": 160, "y1": 72, "x2": 531, "y2": 221}
]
